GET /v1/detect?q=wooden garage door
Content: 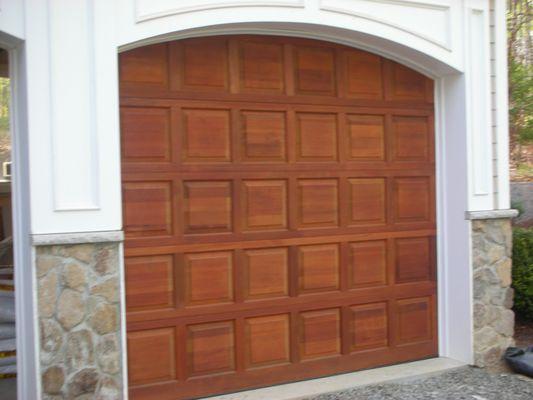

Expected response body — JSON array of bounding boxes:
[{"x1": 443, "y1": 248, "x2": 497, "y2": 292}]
[{"x1": 120, "y1": 36, "x2": 437, "y2": 400}]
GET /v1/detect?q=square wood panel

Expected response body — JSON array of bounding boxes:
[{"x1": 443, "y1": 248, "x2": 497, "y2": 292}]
[
  {"x1": 394, "y1": 177, "x2": 431, "y2": 223},
  {"x1": 344, "y1": 49, "x2": 383, "y2": 99},
  {"x1": 396, "y1": 237, "x2": 432, "y2": 283},
  {"x1": 298, "y1": 244, "x2": 339, "y2": 294},
  {"x1": 245, "y1": 314, "x2": 290, "y2": 368},
  {"x1": 393, "y1": 116, "x2": 430, "y2": 161},
  {"x1": 123, "y1": 182, "x2": 172, "y2": 237},
  {"x1": 294, "y1": 46, "x2": 335, "y2": 95},
  {"x1": 346, "y1": 115, "x2": 385, "y2": 161},
  {"x1": 184, "y1": 181, "x2": 232, "y2": 233},
  {"x1": 181, "y1": 39, "x2": 228, "y2": 90},
  {"x1": 396, "y1": 297, "x2": 432, "y2": 344},
  {"x1": 184, "y1": 251, "x2": 233, "y2": 306},
  {"x1": 121, "y1": 106, "x2": 170, "y2": 163},
  {"x1": 243, "y1": 248, "x2": 289, "y2": 300},
  {"x1": 387, "y1": 62, "x2": 427, "y2": 101},
  {"x1": 297, "y1": 179, "x2": 339, "y2": 228},
  {"x1": 182, "y1": 109, "x2": 231, "y2": 162},
  {"x1": 299, "y1": 309, "x2": 340, "y2": 360},
  {"x1": 350, "y1": 240, "x2": 387, "y2": 288},
  {"x1": 240, "y1": 41, "x2": 284, "y2": 92},
  {"x1": 296, "y1": 113, "x2": 338, "y2": 161},
  {"x1": 242, "y1": 180, "x2": 287, "y2": 231},
  {"x1": 120, "y1": 43, "x2": 168, "y2": 89},
  {"x1": 241, "y1": 111, "x2": 286, "y2": 161},
  {"x1": 349, "y1": 302, "x2": 388, "y2": 352},
  {"x1": 128, "y1": 328, "x2": 176, "y2": 385},
  {"x1": 125, "y1": 255, "x2": 175, "y2": 311},
  {"x1": 348, "y1": 178, "x2": 386, "y2": 226},
  {"x1": 187, "y1": 321, "x2": 235, "y2": 377}
]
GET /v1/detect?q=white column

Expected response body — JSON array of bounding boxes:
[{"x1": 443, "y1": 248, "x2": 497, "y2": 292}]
[{"x1": 24, "y1": 0, "x2": 122, "y2": 234}]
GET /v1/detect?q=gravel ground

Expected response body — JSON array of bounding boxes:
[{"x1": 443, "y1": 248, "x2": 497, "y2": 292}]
[{"x1": 305, "y1": 367, "x2": 533, "y2": 400}]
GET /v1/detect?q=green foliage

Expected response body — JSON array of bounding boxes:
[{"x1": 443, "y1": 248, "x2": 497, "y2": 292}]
[
  {"x1": 511, "y1": 200, "x2": 525, "y2": 217},
  {"x1": 509, "y1": 60, "x2": 533, "y2": 144},
  {"x1": 0, "y1": 77, "x2": 9, "y2": 132},
  {"x1": 512, "y1": 227, "x2": 533, "y2": 321}
]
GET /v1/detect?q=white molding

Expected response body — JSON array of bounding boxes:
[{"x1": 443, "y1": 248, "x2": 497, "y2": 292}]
[
  {"x1": 31, "y1": 230, "x2": 124, "y2": 246},
  {"x1": 464, "y1": 3, "x2": 494, "y2": 210},
  {"x1": 47, "y1": 0, "x2": 100, "y2": 212},
  {"x1": 0, "y1": 32, "x2": 40, "y2": 400},
  {"x1": 465, "y1": 209, "x2": 519, "y2": 220},
  {"x1": 319, "y1": 0, "x2": 452, "y2": 50},
  {"x1": 134, "y1": 0, "x2": 305, "y2": 23},
  {"x1": 494, "y1": 0, "x2": 511, "y2": 209},
  {"x1": 118, "y1": 242, "x2": 129, "y2": 400}
]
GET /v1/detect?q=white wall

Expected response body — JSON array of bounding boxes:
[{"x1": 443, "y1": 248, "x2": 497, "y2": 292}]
[{"x1": 6, "y1": 0, "x2": 505, "y2": 235}]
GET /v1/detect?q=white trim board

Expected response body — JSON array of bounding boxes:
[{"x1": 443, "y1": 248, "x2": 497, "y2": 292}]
[
  {"x1": 210, "y1": 358, "x2": 466, "y2": 400},
  {"x1": 31, "y1": 230, "x2": 124, "y2": 246}
]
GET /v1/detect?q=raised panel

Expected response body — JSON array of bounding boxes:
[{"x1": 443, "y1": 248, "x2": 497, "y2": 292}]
[
  {"x1": 394, "y1": 177, "x2": 431, "y2": 223},
  {"x1": 240, "y1": 41, "x2": 284, "y2": 92},
  {"x1": 184, "y1": 181, "x2": 232, "y2": 233},
  {"x1": 392, "y1": 116, "x2": 430, "y2": 161},
  {"x1": 120, "y1": 43, "x2": 168, "y2": 89},
  {"x1": 123, "y1": 182, "x2": 172, "y2": 237},
  {"x1": 388, "y1": 62, "x2": 427, "y2": 101},
  {"x1": 346, "y1": 115, "x2": 385, "y2": 161},
  {"x1": 298, "y1": 244, "x2": 339, "y2": 294},
  {"x1": 348, "y1": 178, "x2": 386, "y2": 225},
  {"x1": 241, "y1": 111, "x2": 286, "y2": 161},
  {"x1": 182, "y1": 39, "x2": 228, "y2": 90},
  {"x1": 121, "y1": 107, "x2": 170, "y2": 162},
  {"x1": 182, "y1": 109, "x2": 231, "y2": 162},
  {"x1": 125, "y1": 255, "x2": 174, "y2": 311},
  {"x1": 135, "y1": 0, "x2": 305, "y2": 21},
  {"x1": 243, "y1": 248, "x2": 289, "y2": 300},
  {"x1": 296, "y1": 113, "x2": 338, "y2": 161},
  {"x1": 396, "y1": 297, "x2": 432, "y2": 344},
  {"x1": 299, "y1": 309, "x2": 340, "y2": 360},
  {"x1": 242, "y1": 180, "x2": 287, "y2": 231},
  {"x1": 349, "y1": 240, "x2": 387, "y2": 288},
  {"x1": 245, "y1": 314, "x2": 290, "y2": 368},
  {"x1": 349, "y1": 302, "x2": 388, "y2": 351},
  {"x1": 344, "y1": 50, "x2": 383, "y2": 99},
  {"x1": 187, "y1": 321, "x2": 235, "y2": 377},
  {"x1": 128, "y1": 328, "x2": 176, "y2": 385},
  {"x1": 184, "y1": 251, "x2": 233, "y2": 306},
  {"x1": 297, "y1": 179, "x2": 339, "y2": 228},
  {"x1": 294, "y1": 46, "x2": 335, "y2": 95},
  {"x1": 396, "y1": 237, "x2": 432, "y2": 283}
]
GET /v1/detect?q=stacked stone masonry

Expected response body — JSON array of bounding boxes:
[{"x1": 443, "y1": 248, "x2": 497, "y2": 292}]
[
  {"x1": 472, "y1": 218, "x2": 515, "y2": 370},
  {"x1": 36, "y1": 243, "x2": 122, "y2": 400}
]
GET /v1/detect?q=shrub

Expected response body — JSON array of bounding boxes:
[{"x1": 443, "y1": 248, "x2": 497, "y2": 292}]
[{"x1": 513, "y1": 227, "x2": 533, "y2": 321}]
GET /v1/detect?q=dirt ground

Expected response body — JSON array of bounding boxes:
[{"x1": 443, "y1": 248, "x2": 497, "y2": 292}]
[{"x1": 515, "y1": 319, "x2": 533, "y2": 347}]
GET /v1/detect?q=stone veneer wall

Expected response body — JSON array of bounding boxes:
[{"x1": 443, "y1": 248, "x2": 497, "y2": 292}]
[
  {"x1": 472, "y1": 218, "x2": 515, "y2": 370},
  {"x1": 36, "y1": 242, "x2": 123, "y2": 399}
]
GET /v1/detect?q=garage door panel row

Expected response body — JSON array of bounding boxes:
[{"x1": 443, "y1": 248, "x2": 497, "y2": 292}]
[
  {"x1": 124, "y1": 236, "x2": 435, "y2": 313},
  {"x1": 120, "y1": 105, "x2": 433, "y2": 166},
  {"x1": 122, "y1": 176, "x2": 434, "y2": 240},
  {"x1": 127, "y1": 296, "x2": 435, "y2": 387},
  {"x1": 119, "y1": 37, "x2": 433, "y2": 103}
]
